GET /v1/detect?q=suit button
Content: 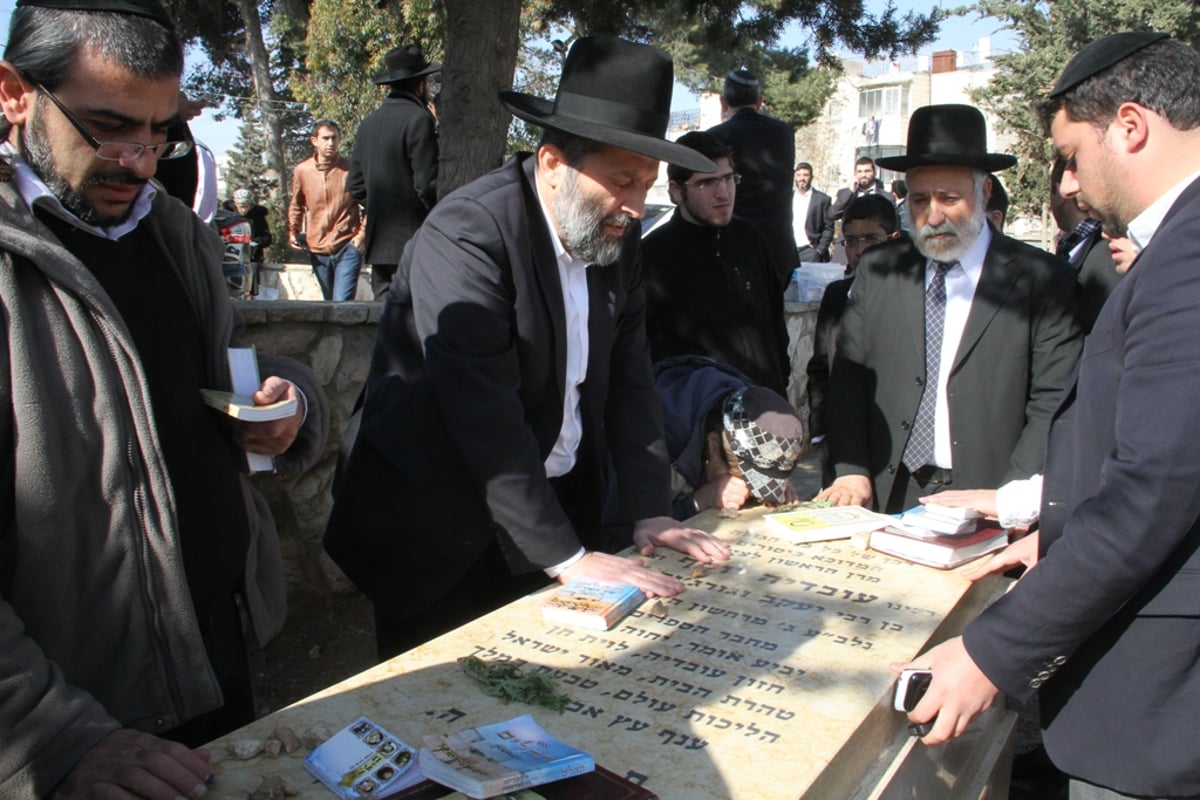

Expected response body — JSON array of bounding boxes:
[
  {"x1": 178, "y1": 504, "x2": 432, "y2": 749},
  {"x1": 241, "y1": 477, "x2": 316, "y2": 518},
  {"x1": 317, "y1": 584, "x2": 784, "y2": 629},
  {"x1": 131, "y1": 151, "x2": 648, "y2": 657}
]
[
  {"x1": 1052, "y1": 656, "x2": 1067, "y2": 666},
  {"x1": 915, "y1": 376, "x2": 924, "y2": 386},
  {"x1": 887, "y1": 464, "x2": 896, "y2": 474},
  {"x1": 1037, "y1": 670, "x2": 1052, "y2": 680},
  {"x1": 900, "y1": 420, "x2": 911, "y2": 431},
  {"x1": 1029, "y1": 677, "x2": 1044, "y2": 688}
]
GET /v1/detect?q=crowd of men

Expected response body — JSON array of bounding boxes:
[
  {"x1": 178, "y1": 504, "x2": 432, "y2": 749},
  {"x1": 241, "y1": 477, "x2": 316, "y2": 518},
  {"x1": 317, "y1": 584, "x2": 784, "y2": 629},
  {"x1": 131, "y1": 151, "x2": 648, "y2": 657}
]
[{"x1": 1, "y1": 1, "x2": 1197, "y2": 798}]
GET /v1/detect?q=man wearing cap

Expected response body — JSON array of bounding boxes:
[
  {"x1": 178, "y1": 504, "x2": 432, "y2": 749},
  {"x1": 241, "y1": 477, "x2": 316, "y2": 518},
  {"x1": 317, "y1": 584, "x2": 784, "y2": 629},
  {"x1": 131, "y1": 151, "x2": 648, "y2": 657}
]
[
  {"x1": 0, "y1": 1, "x2": 328, "y2": 797},
  {"x1": 708, "y1": 68, "x2": 798, "y2": 286},
  {"x1": 642, "y1": 130, "x2": 791, "y2": 396},
  {"x1": 897, "y1": 34, "x2": 1200, "y2": 799},
  {"x1": 326, "y1": 35, "x2": 731, "y2": 660},
  {"x1": 651, "y1": 355, "x2": 804, "y2": 521},
  {"x1": 225, "y1": 187, "x2": 273, "y2": 266},
  {"x1": 818, "y1": 104, "x2": 1080, "y2": 514},
  {"x1": 348, "y1": 44, "x2": 440, "y2": 297}
]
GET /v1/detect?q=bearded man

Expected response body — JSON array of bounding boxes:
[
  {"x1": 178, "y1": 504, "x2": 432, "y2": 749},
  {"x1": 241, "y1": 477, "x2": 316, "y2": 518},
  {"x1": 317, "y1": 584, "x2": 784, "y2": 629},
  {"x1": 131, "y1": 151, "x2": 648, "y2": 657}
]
[
  {"x1": 325, "y1": 35, "x2": 731, "y2": 660},
  {"x1": 817, "y1": 104, "x2": 1082, "y2": 513}
]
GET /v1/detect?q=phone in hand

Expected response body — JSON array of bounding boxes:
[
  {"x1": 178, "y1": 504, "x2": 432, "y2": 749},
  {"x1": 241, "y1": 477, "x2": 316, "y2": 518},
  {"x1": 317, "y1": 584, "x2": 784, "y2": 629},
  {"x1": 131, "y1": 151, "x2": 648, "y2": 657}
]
[{"x1": 894, "y1": 668, "x2": 934, "y2": 736}]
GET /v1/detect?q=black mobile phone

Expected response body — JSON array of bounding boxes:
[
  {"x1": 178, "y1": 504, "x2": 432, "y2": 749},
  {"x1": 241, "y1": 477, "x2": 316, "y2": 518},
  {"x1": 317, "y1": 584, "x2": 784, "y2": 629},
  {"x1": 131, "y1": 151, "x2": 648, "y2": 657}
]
[{"x1": 894, "y1": 668, "x2": 935, "y2": 736}]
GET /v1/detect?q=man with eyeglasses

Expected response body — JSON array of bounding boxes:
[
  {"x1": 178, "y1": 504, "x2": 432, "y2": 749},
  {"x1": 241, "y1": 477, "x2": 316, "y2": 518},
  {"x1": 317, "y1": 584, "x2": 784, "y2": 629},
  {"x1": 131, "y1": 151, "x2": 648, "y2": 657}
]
[
  {"x1": 642, "y1": 131, "x2": 791, "y2": 397},
  {"x1": 0, "y1": 2, "x2": 328, "y2": 797}
]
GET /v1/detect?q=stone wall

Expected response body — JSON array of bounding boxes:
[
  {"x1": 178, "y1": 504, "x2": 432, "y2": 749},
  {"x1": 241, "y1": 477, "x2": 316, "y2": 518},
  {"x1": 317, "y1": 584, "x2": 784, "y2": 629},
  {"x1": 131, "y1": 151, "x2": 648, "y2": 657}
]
[{"x1": 235, "y1": 291, "x2": 820, "y2": 596}]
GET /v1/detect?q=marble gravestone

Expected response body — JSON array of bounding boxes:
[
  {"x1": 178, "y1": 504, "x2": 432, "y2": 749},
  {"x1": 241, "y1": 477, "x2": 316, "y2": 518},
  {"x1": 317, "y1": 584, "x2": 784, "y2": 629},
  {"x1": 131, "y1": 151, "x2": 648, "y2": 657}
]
[{"x1": 206, "y1": 508, "x2": 1014, "y2": 799}]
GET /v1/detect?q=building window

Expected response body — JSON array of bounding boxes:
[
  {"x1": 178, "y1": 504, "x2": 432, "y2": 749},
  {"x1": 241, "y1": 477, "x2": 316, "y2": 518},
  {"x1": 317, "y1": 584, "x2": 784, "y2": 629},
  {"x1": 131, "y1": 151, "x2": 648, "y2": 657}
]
[{"x1": 859, "y1": 86, "x2": 905, "y2": 117}]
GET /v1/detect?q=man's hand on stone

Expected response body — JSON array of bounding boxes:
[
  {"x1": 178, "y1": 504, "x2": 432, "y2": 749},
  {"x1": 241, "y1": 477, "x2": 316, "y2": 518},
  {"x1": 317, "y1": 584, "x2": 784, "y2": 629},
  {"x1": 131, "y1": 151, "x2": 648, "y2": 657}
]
[
  {"x1": 557, "y1": 550, "x2": 686, "y2": 598},
  {"x1": 814, "y1": 474, "x2": 873, "y2": 507},
  {"x1": 633, "y1": 516, "x2": 732, "y2": 564},
  {"x1": 232, "y1": 376, "x2": 304, "y2": 456},
  {"x1": 52, "y1": 728, "x2": 212, "y2": 800}
]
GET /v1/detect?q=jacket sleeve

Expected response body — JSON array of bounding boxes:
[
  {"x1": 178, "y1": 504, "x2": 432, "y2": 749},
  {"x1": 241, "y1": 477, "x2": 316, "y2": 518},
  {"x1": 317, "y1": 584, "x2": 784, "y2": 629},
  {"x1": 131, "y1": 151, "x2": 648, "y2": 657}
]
[
  {"x1": 826, "y1": 261, "x2": 874, "y2": 480},
  {"x1": 815, "y1": 195, "x2": 835, "y2": 253},
  {"x1": 347, "y1": 135, "x2": 367, "y2": 205},
  {"x1": 1004, "y1": 253, "x2": 1082, "y2": 482},
  {"x1": 407, "y1": 196, "x2": 584, "y2": 568},
  {"x1": 407, "y1": 111, "x2": 439, "y2": 211},
  {"x1": 0, "y1": 336, "x2": 119, "y2": 798},
  {"x1": 286, "y1": 165, "x2": 305, "y2": 239}
]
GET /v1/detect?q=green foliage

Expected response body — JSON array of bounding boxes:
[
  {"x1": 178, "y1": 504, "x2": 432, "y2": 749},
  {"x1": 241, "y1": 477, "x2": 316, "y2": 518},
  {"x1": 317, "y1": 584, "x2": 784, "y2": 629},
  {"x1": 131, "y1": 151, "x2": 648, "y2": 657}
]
[
  {"x1": 965, "y1": 0, "x2": 1200, "y2": 218},
  {"x1": 295, "y1": 0, "x2": 445, "y2": 151}
]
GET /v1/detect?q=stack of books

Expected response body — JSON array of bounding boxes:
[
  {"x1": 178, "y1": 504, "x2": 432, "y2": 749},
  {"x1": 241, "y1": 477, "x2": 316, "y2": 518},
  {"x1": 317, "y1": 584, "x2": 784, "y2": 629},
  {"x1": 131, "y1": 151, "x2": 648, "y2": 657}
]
[{"x1": 868, "y1": 504, "x2": 1008, "y2": 569}]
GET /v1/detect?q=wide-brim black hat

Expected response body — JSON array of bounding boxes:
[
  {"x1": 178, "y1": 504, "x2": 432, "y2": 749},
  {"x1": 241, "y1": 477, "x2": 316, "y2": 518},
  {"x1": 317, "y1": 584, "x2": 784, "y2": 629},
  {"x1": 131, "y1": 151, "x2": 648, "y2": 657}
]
[
  {"x1": 499, "y1": 35, "x2": 714, "y2": 173},
  {"x1": 374, "y1": 44, "x2": 441, "y2": 84},
  {"x1": 876, "y1": 104, "x2": 1016, "y2": 172}
]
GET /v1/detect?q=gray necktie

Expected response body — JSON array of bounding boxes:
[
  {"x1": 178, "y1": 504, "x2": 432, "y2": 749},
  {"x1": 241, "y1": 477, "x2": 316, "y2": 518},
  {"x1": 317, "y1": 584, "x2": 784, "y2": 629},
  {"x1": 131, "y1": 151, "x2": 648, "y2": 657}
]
[{"x1": 902, "y1": 260, "x2": 957, "y2": 472}]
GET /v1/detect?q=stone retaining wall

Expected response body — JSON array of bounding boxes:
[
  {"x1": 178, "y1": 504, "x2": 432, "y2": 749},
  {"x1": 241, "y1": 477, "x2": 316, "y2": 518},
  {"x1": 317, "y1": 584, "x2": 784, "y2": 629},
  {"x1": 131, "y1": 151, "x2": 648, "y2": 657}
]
[{"x1": 235, "y1": 295, "x2": 820, "y2": 596}]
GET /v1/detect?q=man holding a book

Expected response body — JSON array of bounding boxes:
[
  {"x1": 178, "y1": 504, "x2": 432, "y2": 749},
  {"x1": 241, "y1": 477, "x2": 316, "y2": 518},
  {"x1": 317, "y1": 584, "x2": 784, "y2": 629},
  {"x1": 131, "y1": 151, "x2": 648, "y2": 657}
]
[
  {"x1": 326, "y1": 36, "x2": 731, "y2": 660},
  {"x1": 0, "y1": 2, "x2": 329, "y2": 797}
]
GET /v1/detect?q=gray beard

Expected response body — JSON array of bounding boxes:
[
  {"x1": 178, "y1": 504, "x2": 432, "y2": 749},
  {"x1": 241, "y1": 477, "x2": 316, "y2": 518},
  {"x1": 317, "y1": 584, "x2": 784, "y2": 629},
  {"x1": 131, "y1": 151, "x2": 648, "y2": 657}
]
[
  {"x1": 913, "y1": 203, "x2": 986, "y2": 263},
  {"x1": 554, "y1": 168, "x2": 630, "y2": 266}
]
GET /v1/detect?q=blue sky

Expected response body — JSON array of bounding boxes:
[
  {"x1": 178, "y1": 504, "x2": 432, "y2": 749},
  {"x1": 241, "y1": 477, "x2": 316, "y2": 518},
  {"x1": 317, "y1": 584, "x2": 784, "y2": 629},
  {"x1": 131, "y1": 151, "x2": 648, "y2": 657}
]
[{"x1": 0, "y1": 2, "x2": 1017, "y2": 161}]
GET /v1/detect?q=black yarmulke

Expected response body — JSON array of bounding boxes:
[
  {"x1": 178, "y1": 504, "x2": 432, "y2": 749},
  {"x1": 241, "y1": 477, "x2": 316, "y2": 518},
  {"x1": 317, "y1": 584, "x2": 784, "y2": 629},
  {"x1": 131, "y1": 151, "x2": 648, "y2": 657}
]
[
  {"x1": 15, "y1": 0, "x2": 173, "y2": 28},
  {"x1": 1050, "y1": 32, "x2": 1169, "y2": 98}
]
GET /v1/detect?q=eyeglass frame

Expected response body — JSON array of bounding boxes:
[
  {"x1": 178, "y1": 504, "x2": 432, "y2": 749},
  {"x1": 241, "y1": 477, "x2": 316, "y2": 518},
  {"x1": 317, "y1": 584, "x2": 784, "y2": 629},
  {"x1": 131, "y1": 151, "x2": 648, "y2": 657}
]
[
  {"x1": 839, "y1": 233, "x2": 890, "y2": 248},
  {"x1": 35, "y1": 83, "x2": 193, "y2": 163},
  {"x1": 681, "y1": 172, "x2": 741, "y2": 193}
]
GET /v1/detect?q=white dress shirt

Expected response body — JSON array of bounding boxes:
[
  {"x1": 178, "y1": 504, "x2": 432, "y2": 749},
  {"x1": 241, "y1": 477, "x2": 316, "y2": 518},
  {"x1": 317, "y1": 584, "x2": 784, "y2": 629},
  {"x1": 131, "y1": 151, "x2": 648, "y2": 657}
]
[
  {"x1": 792, "y1": 188, "x2": 813, "y2": 248},
  {"x1": 1127, "y1": 168, "x2": 1200, "y2": 252},
  {"x1": 533, "y1": 177, "x2": 593, "y2": 576},
  {"x1": 927, "y1": 223, "x2": 991, "y2": 469}
]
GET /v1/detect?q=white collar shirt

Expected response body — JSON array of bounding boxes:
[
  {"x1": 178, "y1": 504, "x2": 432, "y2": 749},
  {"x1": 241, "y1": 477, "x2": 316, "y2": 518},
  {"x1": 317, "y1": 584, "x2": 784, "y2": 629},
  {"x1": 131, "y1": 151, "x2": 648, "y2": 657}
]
[
  {"x1": 1127, "y1": 168, "x2": 1200, "y2": 252},
  {"x1": 533, "y1": 176, "x2": 591, "y2": 479},
  {"x1": 792, "y1": 188, "x2": 813, "y2": 248},
  {"x1": 928, "y1": 222, "x2": 991, "y2": 468},
  {"x1": 1, "y1": 141, "x2": 156, "y2": 240}
]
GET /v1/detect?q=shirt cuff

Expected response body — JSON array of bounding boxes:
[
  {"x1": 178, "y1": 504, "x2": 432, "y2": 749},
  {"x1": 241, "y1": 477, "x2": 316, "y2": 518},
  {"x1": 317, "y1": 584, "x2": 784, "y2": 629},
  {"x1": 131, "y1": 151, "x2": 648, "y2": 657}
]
[
  {"x1": 996, "y1": 474, "x2": 1043, "y2": 528},
  {"x1": 544, "y1": 547, "x2": 586, "y2": 579}
]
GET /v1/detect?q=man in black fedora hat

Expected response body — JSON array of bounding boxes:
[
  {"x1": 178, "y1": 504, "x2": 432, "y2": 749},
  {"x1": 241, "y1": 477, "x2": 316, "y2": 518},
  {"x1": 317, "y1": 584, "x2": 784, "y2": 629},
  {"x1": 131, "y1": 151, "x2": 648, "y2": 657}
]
[
  {"x1": 349, "y1": 44, "x2": 441, "y2": 297},
  {"x1": 896, "y1": 34, "x2": 1200, "y2": 800},
  {"x1": 0, "y1": 0, "x2": 328, "y2": 796},
  {"x1": 326, "y1": 34, "x2": 731, "y2": 660},
  {"x1": 817, "y1": 103, "x2": 1080, "y2": 513}
]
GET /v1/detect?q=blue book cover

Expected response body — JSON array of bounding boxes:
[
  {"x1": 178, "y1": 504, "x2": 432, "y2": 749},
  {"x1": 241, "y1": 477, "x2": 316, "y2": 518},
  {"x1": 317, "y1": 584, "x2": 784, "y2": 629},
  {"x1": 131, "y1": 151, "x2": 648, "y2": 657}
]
[
  {"x1": 540, "y1": 580, "x2": 644, "y2": 631},
  {"x1": 419, "y1": 715, "x2": 594, "y2": 799}
]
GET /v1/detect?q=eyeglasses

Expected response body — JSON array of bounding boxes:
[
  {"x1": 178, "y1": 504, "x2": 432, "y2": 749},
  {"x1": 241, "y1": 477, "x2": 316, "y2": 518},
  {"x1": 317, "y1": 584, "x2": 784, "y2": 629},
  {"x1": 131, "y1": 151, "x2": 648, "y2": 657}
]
[
  {"x1": 37, "y1": 84, "x2": 193, "y2": 162},
  {"x1": 840, "y1": 233, "x2": 889, "y2": 247},
  {"x1": 684, "y1": 172, "x2": 741, "y2": 193}
]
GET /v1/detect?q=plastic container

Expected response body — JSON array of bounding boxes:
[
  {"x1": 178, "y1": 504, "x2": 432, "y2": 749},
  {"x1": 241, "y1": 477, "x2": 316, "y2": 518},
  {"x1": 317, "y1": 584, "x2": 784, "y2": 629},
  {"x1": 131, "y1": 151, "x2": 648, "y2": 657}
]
[{"x1": 791, "y1": 262, "x2": 846, "y2": 302}]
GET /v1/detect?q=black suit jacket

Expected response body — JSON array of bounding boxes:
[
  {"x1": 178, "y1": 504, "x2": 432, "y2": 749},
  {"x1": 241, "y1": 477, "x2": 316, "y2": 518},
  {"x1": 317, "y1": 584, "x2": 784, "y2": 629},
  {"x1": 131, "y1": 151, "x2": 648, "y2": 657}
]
[
  {"x1": 347, "y1": 92, "x2": 438, "y2": 265},
  {"x1": 326, "y1": 154, "x2": 670, "y2": 615},
  {"x1": 832, "y1": 180, "x2": 891, "y2": 219},
  {"x1": 798, "y1": 188, "x2": 835, "y2": 265},
  {"x1": 963, "y1": 177, "x2": 1200, "y2": 797},
  {"x1": 827, "y1": 232, "x2": 1081, "y2": 511},
  {"x1": 1070, "y1": 229, "x2": 1123, "y2": 333},
  {"x1": 708, "y1": 108, "x2": 798, "y2": 279}
]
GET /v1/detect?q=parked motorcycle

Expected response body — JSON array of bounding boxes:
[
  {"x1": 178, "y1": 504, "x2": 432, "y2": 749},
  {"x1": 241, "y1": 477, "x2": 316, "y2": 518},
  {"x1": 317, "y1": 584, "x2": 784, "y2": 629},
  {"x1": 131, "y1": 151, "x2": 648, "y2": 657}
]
[{"x1": 211, "y1": 206, "x2": 256, "y2": 300}]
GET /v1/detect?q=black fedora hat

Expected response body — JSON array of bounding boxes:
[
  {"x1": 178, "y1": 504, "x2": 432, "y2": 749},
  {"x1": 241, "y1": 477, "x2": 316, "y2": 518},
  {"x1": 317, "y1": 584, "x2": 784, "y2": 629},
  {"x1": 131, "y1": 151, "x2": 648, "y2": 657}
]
[
  {"x1": 876, "y1": 104, "x2": 1016, "y2": 172},
  {"x1": 373, "y1": 45, "x2": 441, "y2": 85},
  {"x1": 499, "y1": 35, "x2": 714, "y2": 173}
]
